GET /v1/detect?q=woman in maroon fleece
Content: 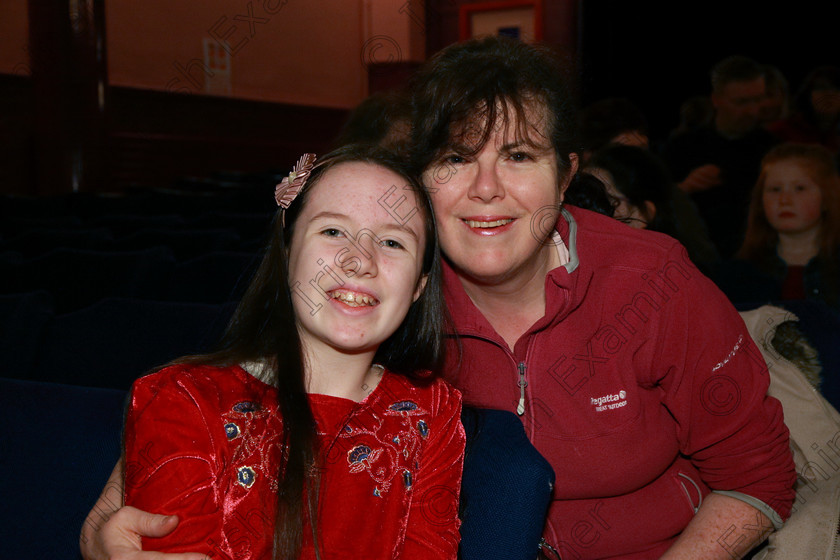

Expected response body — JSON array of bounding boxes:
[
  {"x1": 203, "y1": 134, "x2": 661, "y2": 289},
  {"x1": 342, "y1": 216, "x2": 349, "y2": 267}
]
[
  {"x1": 409, "y1": 37, "x2": 795, "y2": 559},
  {"x1": 82, "y1": 37, "x2": 795, "y2": 560}
]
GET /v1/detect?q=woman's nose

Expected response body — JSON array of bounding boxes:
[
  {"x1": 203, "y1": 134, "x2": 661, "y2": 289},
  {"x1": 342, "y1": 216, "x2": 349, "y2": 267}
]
[{"x1": 469, "y1": 161, "x2": 504, "y2": 202}]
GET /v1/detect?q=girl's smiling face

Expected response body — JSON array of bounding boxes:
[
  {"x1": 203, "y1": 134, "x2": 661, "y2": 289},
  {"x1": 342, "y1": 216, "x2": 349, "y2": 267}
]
[
  {"x1": 287, "y1": 161, "x2": 428, "y2": 356},
  {"x1": 762, "y1": 159, "x2": 824, "y2": 236}
]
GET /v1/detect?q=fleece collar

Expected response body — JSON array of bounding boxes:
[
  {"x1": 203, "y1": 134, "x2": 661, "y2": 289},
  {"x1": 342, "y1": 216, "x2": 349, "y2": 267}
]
[{"x1": 443, "y1": 206, "x2": 590, "y2": 343}]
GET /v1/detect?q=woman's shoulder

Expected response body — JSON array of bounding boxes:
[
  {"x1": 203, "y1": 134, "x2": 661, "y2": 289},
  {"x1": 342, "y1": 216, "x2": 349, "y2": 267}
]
[{"x1": 564, "y1": 205, "x2": 686, "y2": 265}]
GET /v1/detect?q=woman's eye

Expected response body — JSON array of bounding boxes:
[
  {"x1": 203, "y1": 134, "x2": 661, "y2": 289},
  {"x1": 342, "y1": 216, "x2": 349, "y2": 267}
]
[
  {"x1": 510, "y1": 152, "x2": 531, "y2": 162},
  {"x1": 445, "y1": 154, "x2": 465, "y2": 164},
  {"x1": 381, "y1": 239, "x2": 404, "y2": 250},
  {"x1": 321, "y1": 228, "x2": 344, "y2": 237}
]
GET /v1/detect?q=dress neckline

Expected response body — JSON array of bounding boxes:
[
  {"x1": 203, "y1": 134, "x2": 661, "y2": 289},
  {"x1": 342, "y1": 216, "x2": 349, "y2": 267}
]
[{"x1": 237, "y1": 360, "x2": 389, "y2": 406}]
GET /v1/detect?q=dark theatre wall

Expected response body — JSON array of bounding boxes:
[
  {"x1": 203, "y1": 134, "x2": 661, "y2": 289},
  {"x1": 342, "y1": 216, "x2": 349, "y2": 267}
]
[
  {"x1": 3, "y1": 1, "x2": 837, "y2": 196},
  {"x1": 0, "y1": 75, "x2": 348, "y2": 197}
]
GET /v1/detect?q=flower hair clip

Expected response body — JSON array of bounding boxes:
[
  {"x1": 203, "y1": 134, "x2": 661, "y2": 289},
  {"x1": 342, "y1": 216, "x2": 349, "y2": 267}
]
[{"x1": 275, "y1": 153, "x2": 317, "y2": 209}]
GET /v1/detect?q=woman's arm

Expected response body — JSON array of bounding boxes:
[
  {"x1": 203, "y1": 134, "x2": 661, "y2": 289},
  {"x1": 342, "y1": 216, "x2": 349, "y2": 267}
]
[
  {"x1": 80, "y1": 459, "x2": 206, "y2": 560},
  {"x1": 652, "y1": 245, "x2": 796, "y2": 557},
  {"x1": 660, "y1": 493, "x2": 773, "y2": 559}
]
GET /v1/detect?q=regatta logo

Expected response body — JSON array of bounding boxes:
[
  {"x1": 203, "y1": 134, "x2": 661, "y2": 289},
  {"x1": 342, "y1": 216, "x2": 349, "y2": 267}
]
[{"x1": 591, "y1": 390, "x2": 627, "y2": 412}]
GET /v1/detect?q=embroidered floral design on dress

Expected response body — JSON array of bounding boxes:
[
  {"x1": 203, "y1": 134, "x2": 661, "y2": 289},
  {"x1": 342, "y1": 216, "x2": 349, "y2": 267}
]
[
  {"x1": 348, "y1": 445, "x2": 382, "y2": 473},
  {"x1": 232, "y1": 401, "x2": 260, "y2": 413},
  {"x1": 237, "y1": 466, "x2": 256, "y2": 488},
  {"x1": 225, "y1": 422, "x2": 240, "y2": 440},
  {"x1": 389, "y1": 401, "x2": 419, "y2": 412},
  {"x1": 222, "y1": 399, "x2": 283, "y2": 494},
  {"x1": 335, "y1": 399, "x2": 429, "y2": 495}
]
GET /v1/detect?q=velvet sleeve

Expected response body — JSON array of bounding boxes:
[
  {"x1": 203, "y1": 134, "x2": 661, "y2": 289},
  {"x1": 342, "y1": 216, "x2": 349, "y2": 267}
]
[
  {"x1": 400, "y1": 379, "x2": 466, "y2": 559},
  {"x1": 123, "y1": 366, "x2": 225, "y2": 554},
  {"x1": 653, "y1": 244, "x2": 797, "y2": 521}
]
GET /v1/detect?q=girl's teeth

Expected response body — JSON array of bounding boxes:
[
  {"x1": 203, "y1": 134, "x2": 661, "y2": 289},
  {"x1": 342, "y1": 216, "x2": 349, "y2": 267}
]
[
  {"x1": 330, "y1": 291, "x2": 377, "y2": 306},
  {"x1": 465, "y1": 219, "x2": 513, "y2": 228}
]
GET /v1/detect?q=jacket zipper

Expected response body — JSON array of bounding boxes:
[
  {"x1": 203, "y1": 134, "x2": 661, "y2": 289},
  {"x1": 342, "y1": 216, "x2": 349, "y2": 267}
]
[
  {"x1": 830, "y1": 485, "x2": 840, "y2": 559},
  {"x1": 517, "y1": 361, "x2": 527, "y2": 415},
  {"x1": 457, "y1": 332, "x2": 534, "y2": 417}
]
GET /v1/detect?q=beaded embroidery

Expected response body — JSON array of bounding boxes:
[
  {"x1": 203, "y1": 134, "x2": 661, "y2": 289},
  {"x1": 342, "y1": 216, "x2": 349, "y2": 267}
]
[
  {"x1": 335, "y1": 399, "x2": 429, "y2": 495},
  {"x1": 237, "y1": 466, "x2": 256, "y2": 488},
  {"x1": 222, "y1": 400, "x2": 283, "y2": 494},
  {"x1": 225, "y1": 423, "x2": 240, "y2": 440}
]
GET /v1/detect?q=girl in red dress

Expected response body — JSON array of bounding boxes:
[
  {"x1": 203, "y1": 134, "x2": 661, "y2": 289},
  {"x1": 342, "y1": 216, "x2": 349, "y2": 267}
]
[{"x1": 122, "y1": 144, "x2": 465, "y2": 559}]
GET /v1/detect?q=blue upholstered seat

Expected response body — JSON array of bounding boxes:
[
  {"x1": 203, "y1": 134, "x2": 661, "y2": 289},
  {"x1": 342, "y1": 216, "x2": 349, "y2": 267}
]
[{"x1": 0, "y1": 377, "x2": 125, "y2": 560}]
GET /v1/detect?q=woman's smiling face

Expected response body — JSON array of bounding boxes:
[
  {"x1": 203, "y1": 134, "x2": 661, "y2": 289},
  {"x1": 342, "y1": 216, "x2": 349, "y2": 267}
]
[{"x1": 422, "y1": 102, "x2": 577, "y2": 285}]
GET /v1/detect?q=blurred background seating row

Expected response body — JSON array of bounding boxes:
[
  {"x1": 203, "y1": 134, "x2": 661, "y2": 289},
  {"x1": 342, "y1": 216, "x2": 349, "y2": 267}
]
[
  {"x1": 0, "y1": 248, "x2": 260, "y2": 312},
  {"x1": 0, "y1": 291, "x2": 236, "y2": 390}
]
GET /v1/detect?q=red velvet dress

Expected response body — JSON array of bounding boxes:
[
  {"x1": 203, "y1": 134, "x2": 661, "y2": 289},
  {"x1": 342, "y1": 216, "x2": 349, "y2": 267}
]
[{"x1": 123, "y1": 363, "x2": 465, "y2": 559}]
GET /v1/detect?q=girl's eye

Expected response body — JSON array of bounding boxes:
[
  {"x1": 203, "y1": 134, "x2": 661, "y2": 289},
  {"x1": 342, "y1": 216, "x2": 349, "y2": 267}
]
[
  {"x1": 445, "y1": 154, "x2": 466, "y2": 165},
  {"x1": 381, "y1": 239, "x2": 404, "y2": 250},
  {"x1": 321, "y1": 228, "x2": 344, "y2": 238},
  {"x1": 510, "y1": 152, "x2": 531, "y2": 162}
]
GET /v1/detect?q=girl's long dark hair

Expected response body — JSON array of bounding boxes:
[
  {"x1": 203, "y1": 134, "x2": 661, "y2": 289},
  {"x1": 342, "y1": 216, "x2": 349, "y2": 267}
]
[{"x1": 176, "y1": 143, "x2": 445, "y2": 558}]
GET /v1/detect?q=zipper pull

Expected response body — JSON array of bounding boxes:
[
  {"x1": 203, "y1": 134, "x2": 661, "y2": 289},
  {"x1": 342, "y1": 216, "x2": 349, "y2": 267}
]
[{"x1": 517, "y1": 361, "x2": 527, "y2": 416}]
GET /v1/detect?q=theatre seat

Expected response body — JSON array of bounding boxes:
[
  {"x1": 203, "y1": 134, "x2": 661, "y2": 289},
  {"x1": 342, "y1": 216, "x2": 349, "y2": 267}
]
[
  {"x1": 162, "y1": 251, "x2": 260, "y2": 303},
  {"x1": 30, "y1": 297, "x2": 236, "y2": 389},
  {"x1": 0, "y1": 377, "x2": 125, "y2": 560},
  {"x1": 2, "y1": 226, "x2": 115, "y2": 257},
  {"x1": 112, "y1": 227, "x2": 241, "y2": 261},
  {"x1": 0, "y1": 246, "x2": 176, "y2": 313},
  {"x1": 0, "y1": 290, "x2": 54, "y2": 378}
]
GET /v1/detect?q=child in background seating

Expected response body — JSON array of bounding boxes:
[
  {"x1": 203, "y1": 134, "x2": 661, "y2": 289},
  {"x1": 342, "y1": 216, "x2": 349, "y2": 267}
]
[{"x1": 715, "y1": 142, "x2": 840, "y2": 313}]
